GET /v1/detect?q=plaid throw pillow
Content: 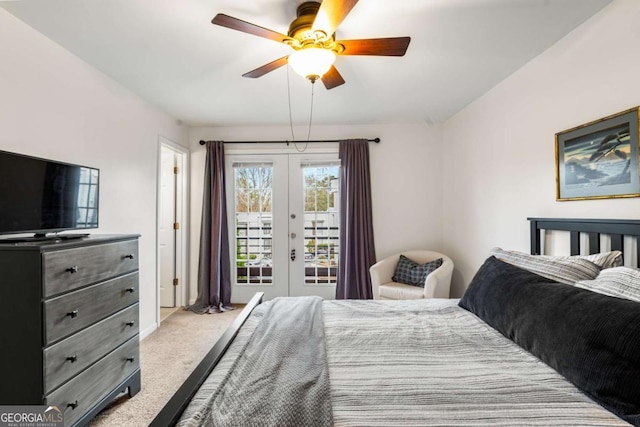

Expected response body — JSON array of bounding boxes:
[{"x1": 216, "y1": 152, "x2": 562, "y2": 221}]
[{"x1": 392, "y1": 255, "x2": 443, "y2": 287}]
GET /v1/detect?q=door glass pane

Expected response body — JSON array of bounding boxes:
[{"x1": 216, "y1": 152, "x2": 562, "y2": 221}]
[
  {"x1": 234, "y1": 164, "x2": 273, "y2": 285},
  {"x1": 302, "y1": 164, "x2": 340, "y2": 284}
]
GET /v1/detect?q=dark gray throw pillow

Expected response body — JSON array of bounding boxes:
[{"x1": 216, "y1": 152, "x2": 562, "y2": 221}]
[
  {"x1": 459, "y1": 256, "x2": 640, "y2": 426},
  {"x1": 392, "y1": 255, "x2": 443, "y2": 287}
]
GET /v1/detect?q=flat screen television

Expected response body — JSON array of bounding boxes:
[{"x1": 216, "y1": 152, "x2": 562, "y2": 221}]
[{"x1": 0, "y1": 150, "x2": 99, "y2": 239}]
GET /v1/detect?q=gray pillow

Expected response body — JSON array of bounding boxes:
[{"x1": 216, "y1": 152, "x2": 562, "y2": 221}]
[
  {"x1": 490, "y1": 247, "x2": 601, "y2": 285},
  {"x1": 575, "y1": 266, "x2": 640, "y2": 303},
  {"x1": 392, "y1": 255, "x2": 443, "y2": 287}
]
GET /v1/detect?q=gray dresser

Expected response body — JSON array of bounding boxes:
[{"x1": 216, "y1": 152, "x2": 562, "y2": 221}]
[{"x1": 0, "y1": 234, "x2": 141, "y2": 427}]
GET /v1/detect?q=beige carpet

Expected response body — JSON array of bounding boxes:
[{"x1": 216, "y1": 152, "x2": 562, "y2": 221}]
[{"x1": 89, "y1": 306, "x2": 242, "y2": 427}]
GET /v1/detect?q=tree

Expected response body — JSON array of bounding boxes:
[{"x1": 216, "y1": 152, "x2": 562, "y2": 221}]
[
  {"x1": 304, "y1": 174, "x2": 337, "y2": 212},
  {"x1": 235, "y1": 167, "x2": 272, "y2": 212}
]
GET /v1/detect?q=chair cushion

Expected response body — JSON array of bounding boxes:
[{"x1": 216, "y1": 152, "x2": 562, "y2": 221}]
[
  {"x1": 392, "y1": 255, "x2": 443, "y2": 287},
  {"x1": 379, "y1": 282, "x2": 425, "y2": 299}
]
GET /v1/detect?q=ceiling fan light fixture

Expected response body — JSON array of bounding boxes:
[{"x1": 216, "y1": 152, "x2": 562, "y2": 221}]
[{"x1": 288, "y1": 48, "x2": 336, "y2": 82}]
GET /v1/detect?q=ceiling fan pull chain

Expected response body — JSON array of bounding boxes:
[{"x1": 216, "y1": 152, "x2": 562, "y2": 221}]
[
  {"x1": 287, "y1": 65, "x2": 297, "y2": 145},
  {"x1": 304, "y1": 82, "x2": 315, "y2": 145},
  {"x1": 286, "y1": 65, "x2": 311, "y2": 153},
  {"x1": 294, "y1": 79, "x2": 313, "y2": 153}
]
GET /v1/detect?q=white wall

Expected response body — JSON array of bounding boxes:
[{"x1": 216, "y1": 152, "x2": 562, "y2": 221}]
[
  {"x1": 0, "y1": 9, "x2": 188, "y2": 337},
  {"x1": 442, "y1": 0, "x2": 640, "y2": 297},
  {"x1": 188, "y1": 123, "x2": 443, "y2": 303},
  {"x1": 8, "y1": 0, "x2": 630, "y2": 312}
]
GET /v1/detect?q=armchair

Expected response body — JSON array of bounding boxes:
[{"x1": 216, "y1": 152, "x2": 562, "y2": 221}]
[{"x1": 370, "y1": 250, "x2": 453, "y2": 300}]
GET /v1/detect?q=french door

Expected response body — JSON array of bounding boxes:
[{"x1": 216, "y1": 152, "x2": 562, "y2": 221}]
[{"x1": 226, "y1": 153, "x2": 340, "y2": 302}]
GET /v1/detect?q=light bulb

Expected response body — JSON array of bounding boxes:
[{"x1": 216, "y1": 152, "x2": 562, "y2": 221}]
[{"x1": 288, "y1": 48, "x2": 336, "y2": 82}]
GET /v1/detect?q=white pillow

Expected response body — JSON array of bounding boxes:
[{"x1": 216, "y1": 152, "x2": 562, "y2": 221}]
[
  {"x1": 575, "y1": 267, "x2": 640, "y2": 303},
  {"x1": 490, "y1": 247, "x2": 602, "y2": 285},
  {"x1": 491, "y1": 248, "x2": 622, "y2": 269},
  {"x1": 578, "y1": 251, "x2": 623, "y2": 269}
]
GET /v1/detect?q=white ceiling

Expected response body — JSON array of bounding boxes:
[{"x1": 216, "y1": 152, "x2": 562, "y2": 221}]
[{"x1": 1, "y1": 0, "x2": 613, "y2": 127}]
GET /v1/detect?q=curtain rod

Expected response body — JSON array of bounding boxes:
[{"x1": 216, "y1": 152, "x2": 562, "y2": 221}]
[{"x1": 199, "y1": 138, "x2": 380, "y2": 146}]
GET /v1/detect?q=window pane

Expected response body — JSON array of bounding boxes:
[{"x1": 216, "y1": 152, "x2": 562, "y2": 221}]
[
  {"x1": 234, "y1": 165, "x2": 273, "y2": 285},
  {"x1": 303, "y1": 165, "x2": 340, "y2": 285},
  {"x1": 75, "y1": 167, "x2": 99, "y2": 227}
]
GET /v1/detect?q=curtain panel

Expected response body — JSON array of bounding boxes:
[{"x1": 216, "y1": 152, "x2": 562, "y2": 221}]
[
  {"x1": 189, "y1": 141, "x2": 233, "y2": 313},
  {"x1": 336, "y1": 139, "x2": 376, "y2": 299}
]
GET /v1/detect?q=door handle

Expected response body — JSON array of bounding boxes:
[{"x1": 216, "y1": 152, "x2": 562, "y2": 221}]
[{"x1": 291, "y1": 249, "x2": 296, "y2": 261}]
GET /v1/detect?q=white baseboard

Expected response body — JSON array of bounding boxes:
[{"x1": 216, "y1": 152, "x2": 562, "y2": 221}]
[{"x1": 140, "y1": 322, "x2": 158, "y2": 340}]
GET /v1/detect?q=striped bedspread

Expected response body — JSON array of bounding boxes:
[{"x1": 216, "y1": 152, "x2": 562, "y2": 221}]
[{"x1": 179, "y1": 298, "x2": 630, "y2": 426}]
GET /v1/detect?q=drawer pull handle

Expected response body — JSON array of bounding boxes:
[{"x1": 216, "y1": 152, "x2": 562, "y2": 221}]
[
  {"x1": 66, "y1": 310, "x2": 79, "y2": 318},
  {"x1": 67, "y1": 400, "x2": 78, "y2": 410},
  {"x1": 126, "y1": 357, "x2": 136, "y2": 363},
  {"x1": 126, "y1": 321, "x2": 135, "y2": 327},
  {"x1": 66, "y1": 354, "x2": 78, "y2": 363},
  {"x1": 66, "y1": 266, "x2": 78, "y2": 274},
  {"x1": 125, "y1": 287, "x2": 135, "y2": 293},
  {"x1": 124, "y1": 254, "x2": 135, "y2": 260}
]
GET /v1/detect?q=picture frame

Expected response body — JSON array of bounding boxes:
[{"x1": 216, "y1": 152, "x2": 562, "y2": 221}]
[{"x1": 555, "y1": 106, "x2": 640, "y2": 201}]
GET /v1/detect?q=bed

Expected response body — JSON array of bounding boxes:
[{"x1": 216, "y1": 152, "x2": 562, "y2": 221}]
[{"x1": 151, "y1": 218, "x2": 640, "y2": 426}]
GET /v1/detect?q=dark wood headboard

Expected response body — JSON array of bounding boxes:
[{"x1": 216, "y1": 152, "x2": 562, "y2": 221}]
[{"x1": 528, "y1": 218, "x2": 640, "y2": 266}]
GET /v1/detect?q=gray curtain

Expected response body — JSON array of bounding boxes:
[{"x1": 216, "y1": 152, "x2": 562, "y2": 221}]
[
  {"x1": 190, "y1": 141, "x2": 233, "y2": 313},
  {"x1": 336, "y1": 139, "x2": 376, "y2": 299}
]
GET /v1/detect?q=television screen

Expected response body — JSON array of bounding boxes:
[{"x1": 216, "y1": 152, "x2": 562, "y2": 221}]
[{"x1": 0, "y1": 150, "x2": 99, "y2": 236}]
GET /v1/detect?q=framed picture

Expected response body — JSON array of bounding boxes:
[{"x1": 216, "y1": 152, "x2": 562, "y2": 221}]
[{"x1": 556, "y1": 106, "x2": 640, "y2": 201}]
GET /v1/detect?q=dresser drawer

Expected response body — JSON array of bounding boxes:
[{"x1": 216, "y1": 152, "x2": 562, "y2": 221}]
[
  {"x1": 44, "y1": 272, "x2": 138, "y2": 344},
  {"x1": 43, "y1": 240, "x2": 138, "y2": 297},
  {"x1": 44, "y1": 304, "x2": 139, "y2": 393},
  {"x1": 45, "y1": 337, "x2": 139, "y2": 427}
]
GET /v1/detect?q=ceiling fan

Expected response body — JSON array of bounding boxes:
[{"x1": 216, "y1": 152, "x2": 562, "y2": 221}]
[{"x1": 211, "y1": 0, "x2": 411, "y2": 89}]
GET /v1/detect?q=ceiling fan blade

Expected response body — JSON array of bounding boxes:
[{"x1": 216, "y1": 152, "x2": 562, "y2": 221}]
[
  {"x1": 338, "y1": 37, "x2": 411, "y2": 56},
  {"x1": 212, "y1": 14, "x2": 291, "y2": 44},
  {"x1": 242, "y1": 56, "x2": 289, "y2": 78},
  {"x1": 321, "y1": 65, "x2": 345, "y2": 90},
  {"x1": 312, "y1": 0, "x2": 359, "y2": 37}
]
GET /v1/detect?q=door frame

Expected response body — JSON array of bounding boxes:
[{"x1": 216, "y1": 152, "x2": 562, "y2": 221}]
[
  {"x1": 225, "y1": 147, "x2": 339, "y2": 303},
  {"x1": 156, "y1": 136, "x2": 190, "y2": 325}
]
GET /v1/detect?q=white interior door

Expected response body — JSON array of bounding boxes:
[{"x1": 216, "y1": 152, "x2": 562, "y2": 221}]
[
  {"x1": 159, "y1": 145, "x2": 177, "y2": 307},
  {"x1": 227, "y1": 152, "x2": 339, "y2": 302}
]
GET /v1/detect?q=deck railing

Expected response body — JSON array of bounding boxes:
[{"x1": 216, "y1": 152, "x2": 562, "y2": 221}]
[{"x1": 235, "y1": 225, "x2": 339, "y2": 284}]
